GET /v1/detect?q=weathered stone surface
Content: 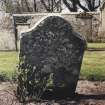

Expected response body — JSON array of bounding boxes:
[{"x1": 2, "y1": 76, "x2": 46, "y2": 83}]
[{"x1": 18, "y1": 15, "x2": 86, "y2": 100}]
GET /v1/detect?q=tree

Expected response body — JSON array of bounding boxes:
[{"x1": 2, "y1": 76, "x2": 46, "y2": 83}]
[
  {"x1": 63, "y1": 0, "x2": 78, "y2": 12},
  {"x1": 78, "y1": 0, "x2": 101, "y2": 11},
  {"x1": 33, "y1": 0, "x2": 37, "y2": 12},
  {"x1": 1, "y1": 0, "x2": 14, "y2": 13},
  {"x1": 1, "y1": 0, "x2": 61, "y2": 13},
  {"x1": 63, "y1": 0, "x2": 101, "y2": 12},
  {"x1": 1, "y1": 0, "x2": 101, "y2": 13},
  {"x1": 40, "y1": 0, "x2": 61, "y2": 12}
]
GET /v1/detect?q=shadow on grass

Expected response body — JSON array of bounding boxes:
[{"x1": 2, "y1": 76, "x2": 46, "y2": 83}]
[
  {"x1": 22, "y1": 92, "x2": 105, "y2": 104},
  {"x1": 20, "y1": 93, "x2": 105, "y2": 105},
  {"x1": 75, "y1": 93, "x2": 105, "y2": 100}
]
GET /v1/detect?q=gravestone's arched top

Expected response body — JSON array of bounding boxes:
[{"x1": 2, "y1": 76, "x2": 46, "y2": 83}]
[
  {"x1": 20, "y1": 15, "x2": 86, "y2": 43},
  {"x1": 21, "y1": 15, "x2": 63, "y2": 34}
]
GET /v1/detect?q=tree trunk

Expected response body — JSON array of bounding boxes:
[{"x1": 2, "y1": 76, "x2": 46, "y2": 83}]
[{"x1": 33, "y1": 0, "x2": 37, "y2": 12}]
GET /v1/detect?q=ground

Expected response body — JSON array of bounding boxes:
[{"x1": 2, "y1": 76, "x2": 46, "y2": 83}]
[
  {"x1": 0, "y1": 43, "x2": 105, "y2": 104},
  {"x1": 0, "y1": 80, "x2": 105, "y2": 105}
]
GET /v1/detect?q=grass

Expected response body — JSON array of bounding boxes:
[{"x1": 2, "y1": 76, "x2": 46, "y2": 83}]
[
  {"x1": 88, "y1": 43, "x2": 105, "y2": 49},
  {"x1": 0, "y1": 47, "x2": 105, "y2": 81},
  {"x1": 81, "y1": 51, "x2": 105, "y2": 81},
  {"x1": 0, "y1": 52, "x2": 18, "y2": 81}
]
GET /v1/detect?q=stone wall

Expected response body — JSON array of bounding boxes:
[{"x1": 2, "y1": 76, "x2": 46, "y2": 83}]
[
  {"x1": 0, "y1": 13, "x2": 16, "y2": 51},
  {"x1": 98, "y1": 9, "x2": 105, "y2": 42},
  {"x1": 27, "y1": 13, "x2": 101, "y2": 42},
  {"x1": 0, "y1": 12, "x2": 104, "y2": 51}
]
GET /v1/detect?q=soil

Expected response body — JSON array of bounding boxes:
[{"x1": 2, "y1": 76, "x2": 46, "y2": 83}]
[{"x1": 0, "y1": 80, "x2": 105, "y2": 105}]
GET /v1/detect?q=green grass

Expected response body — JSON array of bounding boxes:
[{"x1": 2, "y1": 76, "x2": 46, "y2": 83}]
[
  {"x1": 81, "y1": 51, "x2": 105, "y2": 81},
  {"x1": 0, "y1": 52, "x2": 18, "y2": 80},
  {"x1": 88, "y1": 43, "x2": 105, "y2": 49},
  {"x1": 0, "y1": 50, "x2": 105, "y2": 81}
]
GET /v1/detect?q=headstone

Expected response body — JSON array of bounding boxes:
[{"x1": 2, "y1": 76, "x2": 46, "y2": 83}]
[{"x1": 17, "y1": 15, "x2": 86, "y2": 101}]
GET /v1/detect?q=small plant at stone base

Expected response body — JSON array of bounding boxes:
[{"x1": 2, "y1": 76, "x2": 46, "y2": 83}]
[
  {"x1": 17, "y1": 56, "x2": 51, "y2": 102},
  {"x1": 0, "y1": 72, "x2": 9, "y2": 82}
]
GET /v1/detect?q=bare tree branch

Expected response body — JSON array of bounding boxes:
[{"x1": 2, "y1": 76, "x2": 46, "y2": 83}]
[
  {"x1": 63, "y1": 0, "x2": 78, "y2": 12},
  {"x1": 77, "y1": 0, "x2": 89, "y2": 12},
  {"x1": 40, "y1": 0, "x2": 51, "y2": 12},
  {"x1": 33, "y1": 0, "x2": 37, "y2": 12}
]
